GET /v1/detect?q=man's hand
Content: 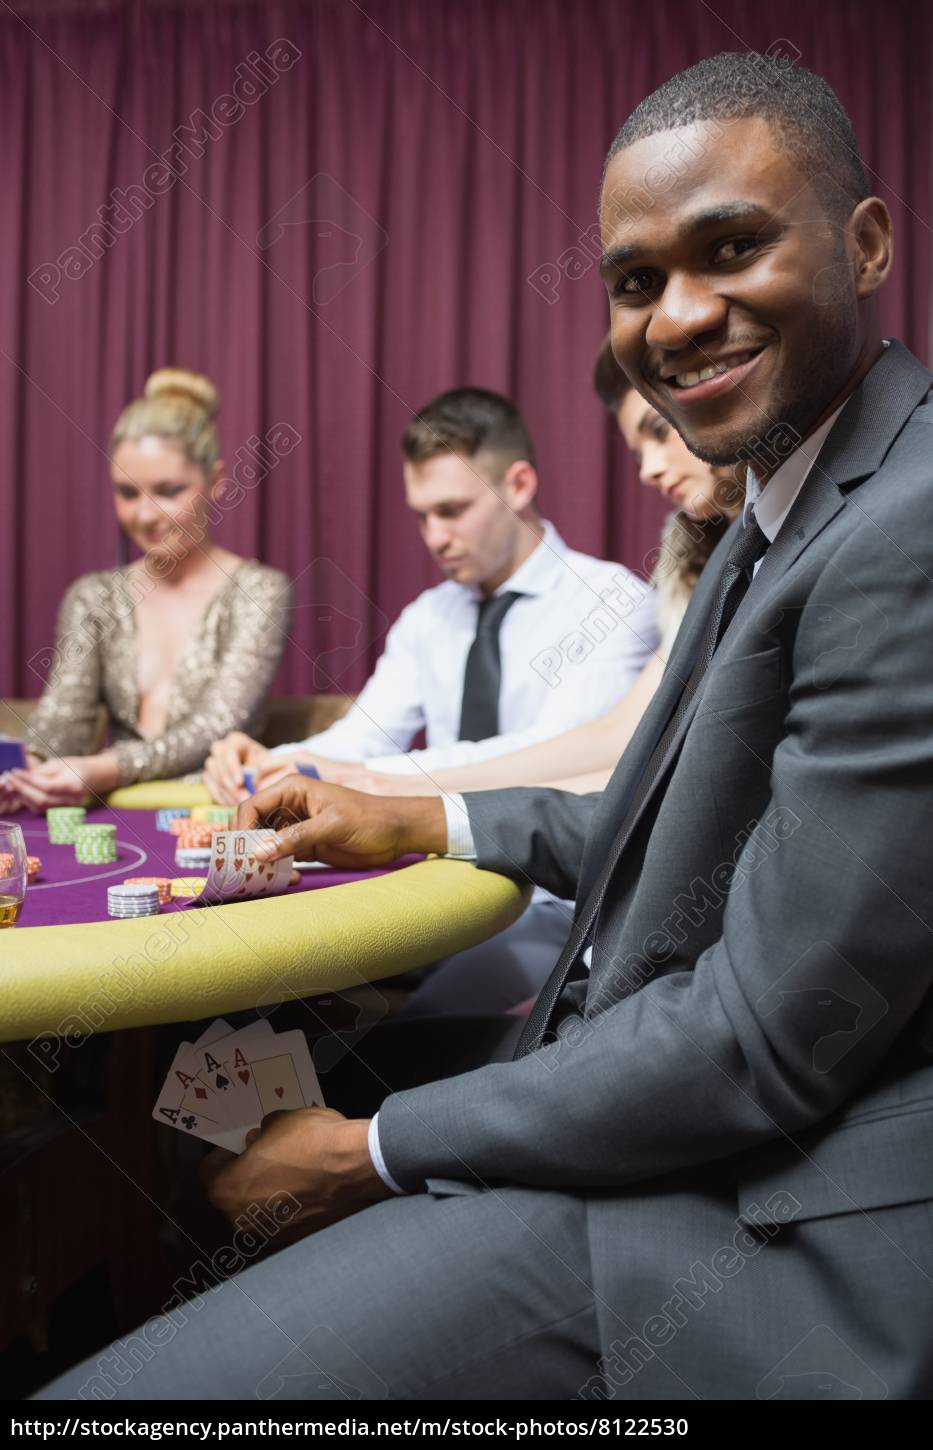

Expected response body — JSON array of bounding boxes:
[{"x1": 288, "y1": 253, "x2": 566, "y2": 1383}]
[
  {"x1": 201, "y1": 1107, "x2": 392, "y2": 1241},
  {"x1": 234, "y1": 776, "x2": 448, "y2": 868},
  {"x1": 204, "y1": 731, "x2": 269, "y2": 806}
]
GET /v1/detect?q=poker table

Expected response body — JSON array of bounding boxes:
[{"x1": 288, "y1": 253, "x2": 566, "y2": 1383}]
[{"x1": 0, "y1": 783, "x2": 531, "y2": 1043}]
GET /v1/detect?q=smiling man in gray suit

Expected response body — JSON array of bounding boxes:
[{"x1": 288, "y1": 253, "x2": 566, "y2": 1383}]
[{"x1": 41, "y1": 53, "x2": 933, "y2": 1402}]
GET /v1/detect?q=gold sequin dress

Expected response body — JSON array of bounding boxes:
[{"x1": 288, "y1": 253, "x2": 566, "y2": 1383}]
[{"x1": 26, "y1": 560, "x2": 292, "y2": 785}]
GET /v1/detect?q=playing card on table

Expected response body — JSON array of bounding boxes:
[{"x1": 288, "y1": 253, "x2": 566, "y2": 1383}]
[{"x1": 202, "y1": 830, "x2": 294, "y2": 904}]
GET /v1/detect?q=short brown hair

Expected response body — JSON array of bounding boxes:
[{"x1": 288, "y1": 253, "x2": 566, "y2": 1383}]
[
  {"x1": 593, "y1": 334, "x2": 631, "y2": 412},
  {"x1": 402, "y1": 387, "x2": 536, "y2": 471}
]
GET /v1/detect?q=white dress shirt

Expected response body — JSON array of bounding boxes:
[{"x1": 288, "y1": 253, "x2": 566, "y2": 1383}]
[
  {"x1": 271, "y1": 521, "x2": 659, "y2": 775},
  {"x1": 744, "y1": 398, "x2": 849, "y2": 564},
  {"x1": 370, "y1": 395, "x2": 855, "y2": 1194}
]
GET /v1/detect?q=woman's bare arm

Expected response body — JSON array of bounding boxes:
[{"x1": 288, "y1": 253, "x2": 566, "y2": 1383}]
[{"x1": 342, "y1": 653, "x2": 665, "y2": 797}]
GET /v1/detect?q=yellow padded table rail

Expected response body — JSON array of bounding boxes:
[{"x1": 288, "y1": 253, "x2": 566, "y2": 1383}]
[
  {"x1": 107, "y1": 780, "x2": 213, "y2": 810},
  {"x1": 0, "y1": 860, "x2": 530, "y2": 1043}
]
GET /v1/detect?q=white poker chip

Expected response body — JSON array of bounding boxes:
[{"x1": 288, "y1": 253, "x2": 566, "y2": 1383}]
[
  {"x1": 107, "y1": 883, "x2": 161, "y2": 917},
  {"x1": 175, "y1": 847, "x2": 212, "y2": 868}
]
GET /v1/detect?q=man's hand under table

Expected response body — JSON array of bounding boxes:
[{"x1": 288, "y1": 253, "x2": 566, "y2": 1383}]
[
  {"x1": 202, "y1": 1107, "x2": 392, "y2": 1240},
  {"x1": 233, "y1": 776, "x2": 448, "y2": 869}
]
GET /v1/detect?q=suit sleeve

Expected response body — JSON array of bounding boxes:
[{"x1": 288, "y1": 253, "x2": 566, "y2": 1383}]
[
  {"x1": 463, "y1": 786, "x2": 602, "y2": 901},
  {"x1": 377, "y1": 486, "x2": 933, "y2": 1191}
]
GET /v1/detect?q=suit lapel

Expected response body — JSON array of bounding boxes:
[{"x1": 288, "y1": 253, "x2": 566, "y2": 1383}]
[
  {"x1": 576, "y1": 341, "x2": 932, "y2": 911},
  {"x1": 577, "y1": 520, "x2": 740, "y2": 900}
]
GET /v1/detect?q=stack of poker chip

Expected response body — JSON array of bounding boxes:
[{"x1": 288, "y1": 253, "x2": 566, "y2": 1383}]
[
  {"x1": 170, "y1": 877, "x2": 206, "y2": 898},
  {"x1": 0, "y1": 852, "x2": 41, "y2": 881},
  {"x1": 191, "y1": 805, "x2": 234, "y2": 824},
  {"x1": 74, "y1": 823, "x2": 118, "y2": 864},
  {"x1": 175, "y1": 845, "x2": 213, "y2": 871},
  {"x1": 107, "y1": 883, "x2": 161, "y2": 918},
  {"x1": 170, "y1": 819, "x2": 219, "y2": 843},
  {"x1": 47, "y1": 806, "x2": 87, "y2": 844},
  {"x1": 156, "y1": 808, "x2": 190, "y2": 833},
  {"x1": 125, "y1": 876, "x2": 172, "y2": 906},
  {"x1": 175, "y1": 822, "x2": 219, "y2": 850}
]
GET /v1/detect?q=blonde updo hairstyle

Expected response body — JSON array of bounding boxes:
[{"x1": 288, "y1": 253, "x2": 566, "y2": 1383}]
[{"x1": 111, "y1": 367, "x2": 221, "y2": 477}]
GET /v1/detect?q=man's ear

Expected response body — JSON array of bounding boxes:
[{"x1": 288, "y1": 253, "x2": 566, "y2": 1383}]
[
  {"x1": 851, "y1": 197, "x2": 894, "y2": 301},
  {"x1": 502, "y1": 460, "x2": 539, "y2": 512}
]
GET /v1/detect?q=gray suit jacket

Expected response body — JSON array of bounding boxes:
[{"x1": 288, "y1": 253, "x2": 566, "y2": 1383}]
[{"x1": 379, "y1": 341, "x2": 933, "y2": 1397}]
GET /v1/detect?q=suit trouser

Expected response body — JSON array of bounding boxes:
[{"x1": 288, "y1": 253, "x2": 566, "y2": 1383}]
[{"x1": 35, "y1": 1017, "x2": 601, "y2": 1401}]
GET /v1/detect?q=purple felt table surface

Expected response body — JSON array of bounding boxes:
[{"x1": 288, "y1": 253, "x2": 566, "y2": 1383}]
[{"x1": 11, "y1": 809, "x2": 419, "y2": 928}]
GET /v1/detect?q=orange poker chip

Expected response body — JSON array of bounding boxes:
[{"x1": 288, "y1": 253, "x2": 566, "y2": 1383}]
[
  {"x1": 0, "y1": 853, "x2": 40, "y2": 881},
  {"x1": 125, "y1": 875, "x2": 172, "y2": 903},
  {"x1": 175, "y1": 825, "x2": 216, "y2": 849}
]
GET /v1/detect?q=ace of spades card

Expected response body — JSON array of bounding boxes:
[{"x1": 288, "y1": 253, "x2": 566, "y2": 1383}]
[{"x1": 203, "y1": 830, "x2": 294, "y2": 904}]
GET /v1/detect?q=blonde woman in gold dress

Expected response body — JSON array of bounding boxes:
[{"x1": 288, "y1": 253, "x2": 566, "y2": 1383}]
[{"x1": 2, "y1": 369, "x2": 291, "y2": 811}]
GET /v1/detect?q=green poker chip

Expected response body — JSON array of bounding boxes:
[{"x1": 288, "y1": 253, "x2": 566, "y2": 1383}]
[
  {"x1": 74, "y1": 824, "x2": 118, "y2": 864},
  {"x1": 47, "y1": 807, "x2": 87, "y2": 844}
]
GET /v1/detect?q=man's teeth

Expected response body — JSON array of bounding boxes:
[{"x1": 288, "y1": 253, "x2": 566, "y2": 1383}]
[{"x1": 673, "y1": 351, "x2": 759, "y2": 389}]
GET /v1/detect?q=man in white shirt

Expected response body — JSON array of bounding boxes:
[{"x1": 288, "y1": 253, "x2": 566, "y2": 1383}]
[
  {"x1": 205, "y1": 386, "x2": 658, "y2": 799},
  {"x1": 204, "y1": 387, "x2": 658, "y2": 1012}
]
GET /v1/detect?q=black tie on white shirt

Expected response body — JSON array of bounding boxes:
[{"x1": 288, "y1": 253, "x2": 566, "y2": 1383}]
[{"x1": 457, "y1": 591, "x2": 523, "y2": 742}]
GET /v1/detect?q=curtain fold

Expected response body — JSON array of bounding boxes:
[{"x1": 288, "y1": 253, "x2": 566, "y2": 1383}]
[{"x1": 1, "y1": 0, "x2": 929, "y2": 697}]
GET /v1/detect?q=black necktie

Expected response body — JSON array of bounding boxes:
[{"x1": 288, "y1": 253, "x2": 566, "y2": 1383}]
[
  {"x1": 458, "y1": 591, "x2": 523, "y2": 741},
  {"x1": 514, "y1": 517, "x2": 771, "y2": 1059}
]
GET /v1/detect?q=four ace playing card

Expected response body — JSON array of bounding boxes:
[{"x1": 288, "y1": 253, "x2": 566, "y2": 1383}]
[{"x1": 153, "y1": 1018, "x2": 325, "y2": 1153}]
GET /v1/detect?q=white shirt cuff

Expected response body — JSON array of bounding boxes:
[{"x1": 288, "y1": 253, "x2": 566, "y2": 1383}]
[
  {"x1": 442, "y1": 793, "x2": 477, "y2": 859},
  {"x1": 368, "y1": 1113, "x2": 405, "y2": 1196}
]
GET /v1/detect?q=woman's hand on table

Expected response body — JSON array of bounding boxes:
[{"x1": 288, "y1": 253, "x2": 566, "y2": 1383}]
[
  {"x1": 203, "y1": 731, "x2": 270, "y2": 806},
  {"x1": 235, "y1": 776, "x2": 448, "y2": 868},
  {"x1": 0, "y1": 773, "x2": 25, "y2": 814},
  {"x1": 201, "y1": 1107, "x2": 391, "y2": 1240},
  {"x1": 344, "y1": 768, "x2": 441, "y2": 798},
  {"x1": 6, "y1": 751, "x2": 120, "y2": 810}
]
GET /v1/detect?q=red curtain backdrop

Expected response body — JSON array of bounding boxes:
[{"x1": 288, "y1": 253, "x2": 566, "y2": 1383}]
[{"x1": 1, "y1": 0, "x2": 929, "y2": 698}]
